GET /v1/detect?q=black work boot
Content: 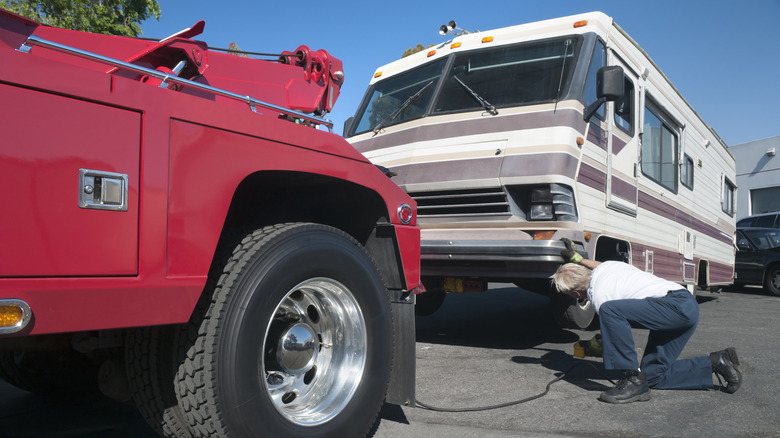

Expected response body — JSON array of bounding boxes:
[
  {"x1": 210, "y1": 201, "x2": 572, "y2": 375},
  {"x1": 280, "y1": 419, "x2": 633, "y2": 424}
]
[
  {"x1": 599, "y1": 369, "x2": 651, "y2": 404},
  {"x1": 710, "y1": 347, "x2": 742, "y2": 393}
]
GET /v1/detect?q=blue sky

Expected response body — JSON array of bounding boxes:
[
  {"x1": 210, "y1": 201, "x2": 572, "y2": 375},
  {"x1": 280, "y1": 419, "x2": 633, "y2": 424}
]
[{"x1": 140, "y1": 0, "x2": 780, "y2": 146}]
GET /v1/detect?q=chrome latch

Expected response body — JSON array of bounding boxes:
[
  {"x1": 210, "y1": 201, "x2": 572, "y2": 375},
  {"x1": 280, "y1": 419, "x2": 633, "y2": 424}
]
[{"x1": 79, "y1": 169, "x2": 128, "y2": 211}]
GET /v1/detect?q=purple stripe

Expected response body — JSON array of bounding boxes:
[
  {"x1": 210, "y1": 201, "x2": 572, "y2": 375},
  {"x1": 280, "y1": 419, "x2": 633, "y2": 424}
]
[
  {"x1": 580, "y1": 163, "x2": 733, "y2": 246},
  {"x1": 637, "y1": 191, "x2": 732, "y2": 245},
  {"x1": 500, "y1": 154, "x2": 579, "y2": 179},
  {"x1": 611, "y1": 135, "x2": 627, "y2": 155},
  {"x1": 611, "y1": 175, "x2": 637, "y2": 203},
  {"x1": 630, "y1": 243, "x2": 684, "y2": 281},
  {"x1": 587, "y1": 121, "x2": 605, "y2": 149},
  {"x1": 706, "y1": 260, "x2": 734, "y2": 284},
  {"x1": 389, "y1": 153, "x2": 579, "y2": 186},
  {"x1": 578, "y1": 162, "x2": 606, "y2": 192},
  {"x1": 392, "y1": 157, "x2": 503, "y2": 185},
  {"x1": 632, "y1": 243, "x2": 733, "y2": 284}
]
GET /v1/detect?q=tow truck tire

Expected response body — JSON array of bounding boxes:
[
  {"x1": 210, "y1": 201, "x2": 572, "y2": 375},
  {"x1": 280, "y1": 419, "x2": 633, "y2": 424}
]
[
  {"x1": 126, "y1": 326, "x2": 191, "y2": 438},
  {"x1": 551, "y1": 294, "x2": 596, "y2": 329},
  {"x1": 175, "y1": 223, "x2": 393, "y2": 438}
]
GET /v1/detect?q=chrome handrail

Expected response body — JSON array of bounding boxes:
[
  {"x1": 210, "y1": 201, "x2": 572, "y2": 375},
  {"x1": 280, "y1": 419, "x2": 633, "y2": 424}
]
[{"x1": 20, "y1": 35, "x2": 334, "y2": 130}]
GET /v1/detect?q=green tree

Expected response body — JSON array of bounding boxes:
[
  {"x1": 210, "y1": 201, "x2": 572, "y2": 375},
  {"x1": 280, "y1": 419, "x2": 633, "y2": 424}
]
[
  {"x1": 0, "y1": 0, "x2": 161, "y2": 37},
  {"x1": 402, "y1": 43, "x2": 433, "y2": 58},
  {"x1": 227, "y1": 41, "x2": 249, "y2": 58}
]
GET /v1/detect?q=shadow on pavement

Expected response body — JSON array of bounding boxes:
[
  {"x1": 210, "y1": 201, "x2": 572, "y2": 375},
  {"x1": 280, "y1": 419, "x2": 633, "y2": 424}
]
[
  {"x1": 0, "y1": 380, "x2": 155, "y2": 438},
  {"x1": 414, "y1": 285, "x2": 581, "y2": 350}
]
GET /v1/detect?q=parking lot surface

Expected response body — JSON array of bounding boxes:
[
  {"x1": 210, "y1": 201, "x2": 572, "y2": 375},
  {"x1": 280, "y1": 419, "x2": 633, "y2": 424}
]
[{"x1": 1, "y1": 284, "x2": 778, "y2": 437}]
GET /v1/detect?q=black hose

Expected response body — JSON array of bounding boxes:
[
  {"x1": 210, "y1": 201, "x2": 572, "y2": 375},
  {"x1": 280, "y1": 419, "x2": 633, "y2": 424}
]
[{"x1": 414, "y1": 361, "x2": 611, "y2": 413}]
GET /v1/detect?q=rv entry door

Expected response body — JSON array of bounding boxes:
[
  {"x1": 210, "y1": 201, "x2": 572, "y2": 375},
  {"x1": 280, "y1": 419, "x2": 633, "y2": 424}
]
[{"x1": 605, "y1": 56, "x2": 639, "y2": 216}]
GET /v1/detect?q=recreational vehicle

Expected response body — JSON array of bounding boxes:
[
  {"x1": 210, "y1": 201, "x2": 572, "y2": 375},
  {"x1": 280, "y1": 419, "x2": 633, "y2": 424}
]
[{"x1": 344, "y1": 12, "x2": 736, "y2": 328}]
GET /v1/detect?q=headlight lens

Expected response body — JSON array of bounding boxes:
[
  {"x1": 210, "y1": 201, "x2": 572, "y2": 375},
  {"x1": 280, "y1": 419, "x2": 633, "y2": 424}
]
[
  {"x1": 530, "y1": 187, "x2": 554, "y2": 220},
  {"x1": 530, "y1": 203, "x2": 554, "y2": 220},
  {"x1": 531, "y1": 187, "x2": 552, "y2": 203}
]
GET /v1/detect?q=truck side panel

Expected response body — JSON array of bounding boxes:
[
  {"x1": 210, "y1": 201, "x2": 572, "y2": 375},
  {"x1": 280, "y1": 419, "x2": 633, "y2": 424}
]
[
  {"x1": 0, "y1": 34, "x2": 419, "y2": 335},
  {"x1": 0, "y1": 84, "x2": 140, "y2": 277}
]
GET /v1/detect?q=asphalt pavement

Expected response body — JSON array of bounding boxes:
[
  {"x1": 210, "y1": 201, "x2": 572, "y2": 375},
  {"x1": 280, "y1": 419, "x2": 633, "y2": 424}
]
[{"x1": 1, "y1": 284, "x2": 778, "y2": 437}]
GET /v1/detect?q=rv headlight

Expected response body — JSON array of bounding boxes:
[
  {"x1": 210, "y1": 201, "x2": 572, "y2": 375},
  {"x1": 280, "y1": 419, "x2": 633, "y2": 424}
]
[
  {"x1": 530, "y1": 187, "x2": 554, "y2": 220},
  {"x1": 531, "y1": 187, "x2": 553, "y2": 203},
  {"x1": 530, "y1": 203, "x2": 554, "y2": 220}
]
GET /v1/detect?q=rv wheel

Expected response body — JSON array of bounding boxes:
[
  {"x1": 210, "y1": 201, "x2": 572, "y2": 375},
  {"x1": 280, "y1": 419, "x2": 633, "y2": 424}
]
[{"x1": 551, "y1": 294, "x2": 596, "y2": 329}]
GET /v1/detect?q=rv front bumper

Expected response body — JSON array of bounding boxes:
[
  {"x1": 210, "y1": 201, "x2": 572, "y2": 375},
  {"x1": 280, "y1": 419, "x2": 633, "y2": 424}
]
[
  {"x1": 422, "y1": 239, "x2": 569, "y2": 261},
  {"x1": 420, "y1": 239, "x2": 589, "y2": 279}
]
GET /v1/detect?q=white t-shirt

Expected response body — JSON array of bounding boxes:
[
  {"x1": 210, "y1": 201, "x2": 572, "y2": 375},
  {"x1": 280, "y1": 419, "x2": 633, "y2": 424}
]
[{"x1": 587, "y1": 261, "x2": 688, "y2": 313}]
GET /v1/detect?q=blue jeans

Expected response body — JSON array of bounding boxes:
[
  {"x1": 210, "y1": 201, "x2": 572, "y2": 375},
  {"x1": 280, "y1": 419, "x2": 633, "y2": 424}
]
[{"x1": 598, "y1": 290, "x2": 714, "y2": 389}]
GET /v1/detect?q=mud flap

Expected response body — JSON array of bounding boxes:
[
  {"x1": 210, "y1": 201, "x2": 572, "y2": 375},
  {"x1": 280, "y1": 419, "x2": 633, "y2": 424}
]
[{"x1": 386, "y1": 290, "x2": 415, "y2": 406}]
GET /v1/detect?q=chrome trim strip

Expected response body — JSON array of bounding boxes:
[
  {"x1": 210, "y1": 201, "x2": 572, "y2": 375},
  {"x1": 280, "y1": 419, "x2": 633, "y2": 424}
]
[
  {"x1": 421, "y1": 239, "x2": 567, "y2": 259},
  {"x1": 0, "y1": 299, "x2": 32, "y2": 334},
  {"x1": 20, "y1": 35, "x2": 334, "y2": 130}
]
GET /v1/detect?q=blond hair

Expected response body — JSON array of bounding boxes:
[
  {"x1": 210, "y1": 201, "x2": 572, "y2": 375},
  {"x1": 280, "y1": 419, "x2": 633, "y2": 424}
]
[{"x1": 551, "y1": 263, "x2": 592, "y2": 293}]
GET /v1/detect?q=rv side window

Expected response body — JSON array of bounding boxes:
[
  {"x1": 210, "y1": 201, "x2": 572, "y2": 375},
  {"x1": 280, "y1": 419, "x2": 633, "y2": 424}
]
[
  {"x1": 641, "y1": 103, "x2": 679, "y2": 192},
  {"x1": 681, "y1": 154, "x2": 694, "y2": 190},
  {"x1": 614, "y1": 76, "x2": 634, "y2": 135},
  {"x1": 722, "y1": 177, "x2": 737, "y2": 216},
  {"x1": 584, "y1": 40, "x2": 607, "y2": 121}
]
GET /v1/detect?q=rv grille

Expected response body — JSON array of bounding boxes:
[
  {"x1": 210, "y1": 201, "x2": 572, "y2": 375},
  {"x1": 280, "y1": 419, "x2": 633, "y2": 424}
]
[{"x1": 409, "y1": 188, "x2": 511, "y2": 217}]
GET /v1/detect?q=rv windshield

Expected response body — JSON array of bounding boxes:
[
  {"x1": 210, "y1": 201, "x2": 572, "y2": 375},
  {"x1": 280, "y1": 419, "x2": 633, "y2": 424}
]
[
  {"x1": 433, "y1": 37, "x2": 579, "y2": 114},
  {"x1": 350, "y1": 36, "x2": 580, "y2": 136},
  {"x1": 352, "y1": 59, "x2": 446, "y2": 135}
]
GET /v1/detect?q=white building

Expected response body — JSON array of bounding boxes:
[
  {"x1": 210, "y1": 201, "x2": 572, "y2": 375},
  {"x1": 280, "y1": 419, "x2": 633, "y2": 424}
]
[{"x1": 729, "y1": 135, "x2": 780, "y2": 220}]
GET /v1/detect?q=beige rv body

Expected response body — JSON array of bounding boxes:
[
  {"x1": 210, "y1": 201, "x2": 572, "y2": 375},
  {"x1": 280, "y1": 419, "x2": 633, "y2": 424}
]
[{"x1": 347, "y1": 12, "x2": 735, "y2": 301}]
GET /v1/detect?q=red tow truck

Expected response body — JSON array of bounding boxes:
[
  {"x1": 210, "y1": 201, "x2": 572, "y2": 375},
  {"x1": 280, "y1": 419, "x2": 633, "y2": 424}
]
[{"x1": 0, "y1": 9, "x2": 419, "y2": 437}]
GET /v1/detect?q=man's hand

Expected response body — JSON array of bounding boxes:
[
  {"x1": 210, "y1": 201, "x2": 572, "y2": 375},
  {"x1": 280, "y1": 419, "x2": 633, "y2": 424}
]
[{"x1": 560, "y1": 238, "x2": 583, "y2": 263}]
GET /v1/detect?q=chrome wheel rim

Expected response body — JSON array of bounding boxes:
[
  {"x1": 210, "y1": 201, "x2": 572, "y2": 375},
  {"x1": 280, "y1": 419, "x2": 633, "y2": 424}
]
[{"x1": 262, "y1": 278, "x2": 367, "y2": 426}]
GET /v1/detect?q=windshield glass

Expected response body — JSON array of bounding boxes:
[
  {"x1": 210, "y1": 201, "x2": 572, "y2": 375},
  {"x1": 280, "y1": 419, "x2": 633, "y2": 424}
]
[
  {"x1": 433, "y1": 37, "x2": 579, "y2": 114},
  {"x1": 349, "y1": 36, "x2": 581, "y2": 136},
  {"x1": 352, "y1": 59, "x2": 446, "y2": 135}
]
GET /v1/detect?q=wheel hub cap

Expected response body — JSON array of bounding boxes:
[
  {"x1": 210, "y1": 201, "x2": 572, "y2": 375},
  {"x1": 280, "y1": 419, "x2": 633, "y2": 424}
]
[{"x1": 277, "y1": 323, "x2": 318, "y2": 374}]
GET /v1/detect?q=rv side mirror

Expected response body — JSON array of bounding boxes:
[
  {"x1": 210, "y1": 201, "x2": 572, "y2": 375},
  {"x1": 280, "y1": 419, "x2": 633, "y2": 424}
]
[
  {"x1": 583, "y1": 65, "x2": 625, "y2": 122},
  {"x1": 597, "y1": 66, "x2": 624, "y2": 101}
]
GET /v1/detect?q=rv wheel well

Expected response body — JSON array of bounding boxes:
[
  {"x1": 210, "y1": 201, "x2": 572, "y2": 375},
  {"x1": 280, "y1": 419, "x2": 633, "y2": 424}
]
[
  {"x1": 595, "y1": 237, "x2": 630, "y2": 263},
  {"x1": 698, "y1": 260, "x2": 709, "y2": 288}
]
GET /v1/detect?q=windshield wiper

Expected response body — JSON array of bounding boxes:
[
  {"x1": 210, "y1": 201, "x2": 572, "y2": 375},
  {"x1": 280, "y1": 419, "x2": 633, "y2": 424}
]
[
  {"x1": 373, "y1": 80, "x2": 434, "y2": 134},
  {"x1": 554, "y1": 39, "x2": 572, "y2": 113},
  {"x1": 453, "y1": 76, "x2": 498, "y2": 116}
]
